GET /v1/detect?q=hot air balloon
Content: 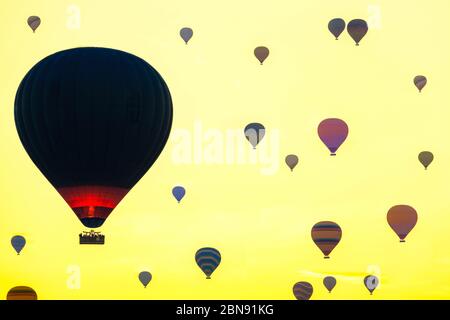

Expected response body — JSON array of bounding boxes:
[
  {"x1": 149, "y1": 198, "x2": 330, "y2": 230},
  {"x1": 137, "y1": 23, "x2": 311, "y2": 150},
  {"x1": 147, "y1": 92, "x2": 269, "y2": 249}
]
[
  {"x1": 180, "y1": 27, "x2": 193, "y2": 44},
  {"x1": 27, "y1": 16, "x2": 41, "y2": 32},
  {"x1": 318, "y1": 118, "x2": 348, "y2": 156},
  {"x1": 11, "y1": 235, "x2": 26, "y2": 255},
  {"x1": 293, "y1": 282, "x2": 313, "y2": 300},
  {"x1": 244, "y1": 123, "x2": 265, "y2": 149},
  {"x1": 414, "y1": 76, "x2": 427, "y2": 92},
  {"x1": 285, "y1": 154, "x2": 299, "y2": 171},
  {"x1": 138, "y1": 271, "x2": 152, "y2": 288},
  {"x1": 418, "y1": 151, "x2": 433, "y2": 170},
  {"x1": 387, "y1": 205, "x2": 418, "y2": 242},
  {"x1": 364, "y1": 275, "x2": 379, "y2": 295},
  {"x1": 7, "y1": 286, "x2": 37, "y2": 300},
  {"x1": 195, "y1": 247, "x2": 221, "y2": 279},
  {"x1": 328, "y1": 18, "x2": 346, "y2": 40},
  {"x1": 254, "y1": 46, "x2": 269, "y2": 65},
  {"x1": 323, "y1": 276, "x2": 337, "y2": 293},
  {"x1": 347, "y1": 19, "x2": 368, "y2": 45},
  {"x1": 311, "y1": 221, "x2": 342, "y2": 258},
  {"x1": 172, "y1": 186, "x2": 186, "y2": 203},
  {"x1": 14, "y1": 48, "x2": 173, "y2": 244}
]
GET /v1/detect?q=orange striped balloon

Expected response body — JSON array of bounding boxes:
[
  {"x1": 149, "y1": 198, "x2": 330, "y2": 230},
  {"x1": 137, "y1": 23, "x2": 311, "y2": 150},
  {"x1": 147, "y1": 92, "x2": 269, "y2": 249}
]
[
  {"x1": 7, "y1": 286, "x2": 37, "y2": 300},
  {"x1": 311, "y1": 221, "x2": 342, "y2": 258}
]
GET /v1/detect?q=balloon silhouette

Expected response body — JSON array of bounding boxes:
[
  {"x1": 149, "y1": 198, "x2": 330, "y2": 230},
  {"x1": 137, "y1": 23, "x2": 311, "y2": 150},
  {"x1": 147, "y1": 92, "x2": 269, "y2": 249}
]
[
  {"x1": 180, "y1": 27, "x2": 193, "y2": 44},
  {"x1": 311, "y1": 221, "x2": 342, "y2": 258},
  {"x1": 293, "y1": 282, "x2": 313, "y2": 300},
  {"x1": 172, "y1": 186, "x2": 186, "y2": 203},
  {"x1": 195, "y1": 247, "x2": 221, "y2": 279},
  {"x1": 318, "y1": 118, "x2": 349, "y2": 156},
  {"x1": 347, "y1": 19, "x2": 368, "y2": 45},
  {"x1": 15, "y1": 48, "x2": 173, "y2": 232},
  {"x1": 244, "y1": 123, "x2": 265, "y2": 149},
  {"x1": 323, "y1": 276, "x2": 337, "y2": 293},
  {"x1": 11, "y1": 236, "x2": 26, "y2": 255},
  {"x1": 418, "y1": 151, "x2": 433, "y2": 170},
  {"x1": 7, "y1": 286, "x2": 37, "y2": 300},
  {"x1": 364, "y1": 275, "x2": 379, "y2": 295},
  {"x1": 27, "y1": 16, "x2": 41, "y2": 32},
  {"x1": 414, "y1": 76, "x2": 427, "y2": 92},
  {"x1": 328, "y1": 18, "x2": 346, "y2": 40},
  {"x1": 254, "y1": 46, "x2": 269, "y2": 65},
  {"x1": 387, "y1": 205, "x2": 418, "y2": 242},
  {"x1": 285, "y1": 154, "x2": 299, "y2": 171},
  {"x1": 138, "y1": 271, "x2": 152, "y2": 288}
]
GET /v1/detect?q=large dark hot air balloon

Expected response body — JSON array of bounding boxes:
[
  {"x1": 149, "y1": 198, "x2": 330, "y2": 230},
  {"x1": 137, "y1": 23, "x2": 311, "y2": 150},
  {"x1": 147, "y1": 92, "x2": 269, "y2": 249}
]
[
  {"x1": 311, "y1": 221, "x2": 342, "y2": 258},
  {"x1": 318, "y1": 118, "x2": 348, "y2": 156},
  {"x1": 364, "y1": 275, "x2": 379, "y2": 295},
  {"x1": 195, "y1": 247, "x2": 221, "y2": 279},
  {"x1": 7, "y1": 286, "x2": 37, "y2": 300},
  {"x1": 418, "y1": 151, "x2": 433, "y2": 170},
  {"x1": 14, "y1": 48, "x2": 173, "y2": 241},
  {"x1": 347, "y1": 19, "x2": 368, "y2": 45},
  {"x1": 293, "y1": 282, "x2": 313, "y2": 300},
  {"x1": 328, "y1": 18, "x2": 346, "y2": 40},
  {"x1": 323, "y1": 276, "x2": 337, "y2": 293},
  {"x1": 387, "y1": 205, "x2": 418, "y2": 242}
]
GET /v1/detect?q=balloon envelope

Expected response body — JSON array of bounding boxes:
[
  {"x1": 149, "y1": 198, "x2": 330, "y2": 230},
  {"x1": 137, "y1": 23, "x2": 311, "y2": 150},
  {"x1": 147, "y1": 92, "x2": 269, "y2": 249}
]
[
  {"x1": 254, "y1": 46, "x2": 269, "y2": 65},
  {"x1": 244, "y1": 123, "x2": 265, "y2": 149},
  {"x1": 364, "y1": 275, "x2": 379, "y2": 295},
  {"x1": 14, "y1": 48, "x2": 173, "y2": 229},
  {"x1": 347, "y1": 19, "x2": 368, "y2": 45},
  {"x1": 318, "y1": 118, "x2": 348, "y2": 155},
  {"x1": 418, "y1": 151, "x2": 433, "y2": 169},
  {"x1": 285, "y1": 154, "x2": 299, "y2": 171},
  {"x1": 27, "y1": 16, "x2": 41, "y2": 32},
  {"x1": 11, "y1": 235, "x2": 26, "y2": 254},
  {"x1": 138, "y1": 271, "x2": 152, "y2": 288},
  {"x1": 414, "y1": 76, "x2": 427, "y2": 92},
  {"x1": 387, "y1": 205, "x2": 418, "y2": 242},
  {"x1": 328, "y1": 18, "x2": 346, "y2": 39},
  {"x1": 323, "y1": 276, "x2": 337, "y2": 293},
  {"x1": 293, "y1": 282, "x2": 313, "y2": 300},
  {"x1": 172, "y1": 186, "x2": 186, "y2": 203},
  {"x1": 195, "y1": 247, "x2": 221, "y2": 279},
  {"x1": 7, "y1": 286, "x2": 37, "y2": 300},
  {"x1": 180, "y1": 27, "x2": 193, "y2": 44},
  {"x1": 311, "y1": 221, "x2": 342, "y2": 258}
]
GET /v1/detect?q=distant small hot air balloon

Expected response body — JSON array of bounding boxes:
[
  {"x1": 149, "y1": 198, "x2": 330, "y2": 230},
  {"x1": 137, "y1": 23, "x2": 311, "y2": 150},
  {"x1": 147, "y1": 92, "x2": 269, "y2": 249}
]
[
  {"x1": 7, "y1": 286, "x2": 37, "y2": 300},
  {"x1": 285, "y1": 154, "x2": 299, "y2": 171},
  {"x1": 244, "y1": 123, "x2": 265, "y2": 149},
  {"x1": 347, "y1": 19, "x2": 368, "y2": 45},
  {"x1": 311, "y1": 221, "x2": 342, "y2": 258},
  {"x1": 414, "y1": 76, "x2": 427, "y2": 92},
  {"x1": 195, "y1": 247, "x2": 221, "y2": 279},
  {"x1": 11, "y1": 235, "x2": 26, "y2": 255},
  {"x1": 293, "y1": 282, "x2": 313, "y2": 300},
  {"x1": 328, "y1": 18, "x2": 346, "y2": 40},
  {"x1": 323, "y1": 276, "x2": 337, "y2": 293},
  {"x1": 318, "y1": 118, "x2": 348, "y2": 156},
  {"x1": 387, "y1": 205, "x2": 418, "y2": 242},
  {"x1": 254, "y1": 46, "x2": 269, "y2": 65},
  {"x1": 180, "y1": 27, "x2": 193, "y2": 44},
  {"x1": 27, "y1": 16, "x2": 41, "y2": 33},
  {"x1": 138, "y1": 271, "x2": 152, "y2": 288},
  {"x1": 172, "y1": 186, "x2": 186, "y2": 203},
  {"x1": 418, "y1": 151, "x2": 433, "y2": 169},
  {"x1": 364, "y1": 275, "x2": 379, "y2": 295}
]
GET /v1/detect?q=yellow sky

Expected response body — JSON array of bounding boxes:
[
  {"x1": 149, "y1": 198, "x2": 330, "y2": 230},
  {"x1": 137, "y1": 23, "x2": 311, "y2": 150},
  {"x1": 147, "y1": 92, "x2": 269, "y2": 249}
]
[{"x1": 1, "y1": 0, "x2": 450, "y2": 299}]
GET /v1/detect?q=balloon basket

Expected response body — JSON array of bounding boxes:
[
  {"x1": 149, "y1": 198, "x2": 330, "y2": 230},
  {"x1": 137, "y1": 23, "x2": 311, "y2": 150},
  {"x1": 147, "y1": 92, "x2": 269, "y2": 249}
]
[
  {"x1": 400, "y1": 239, "x2": 405, "y2": 243},
  {"x1": 79, "y1": 230, "x2": 105, "y2": 245},
  {"x1": 324, "y1": 256, "x2": 330, "y2": 259},
  {"x1": 206, "y1": 276, "x2": 211, "y2": 280}
]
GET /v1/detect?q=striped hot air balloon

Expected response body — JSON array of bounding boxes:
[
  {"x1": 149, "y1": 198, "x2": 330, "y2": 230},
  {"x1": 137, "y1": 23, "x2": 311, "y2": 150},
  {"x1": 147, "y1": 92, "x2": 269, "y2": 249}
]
[
  {"x1": 195, "y1": 247, "x2": 221, "y2": 279},
  {"x1": 7, "y1": 286, "x2": 37, "y2": 300},
  {"x1": 311, "y1": 221, "x2": 342, "y2": 259},
  {"x1": 293, "y1": 282, "x2": 313, "y2": 300}
]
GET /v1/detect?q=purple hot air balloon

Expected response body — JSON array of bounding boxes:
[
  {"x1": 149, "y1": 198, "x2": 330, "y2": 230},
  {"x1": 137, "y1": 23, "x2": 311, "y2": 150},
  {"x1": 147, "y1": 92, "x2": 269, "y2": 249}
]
[
  {"x1": 317, "y1": 118, "x2": 349, "y2": 156},
  {"x1": 172, "y1": 186, "x2": 186, "y2": 203}
]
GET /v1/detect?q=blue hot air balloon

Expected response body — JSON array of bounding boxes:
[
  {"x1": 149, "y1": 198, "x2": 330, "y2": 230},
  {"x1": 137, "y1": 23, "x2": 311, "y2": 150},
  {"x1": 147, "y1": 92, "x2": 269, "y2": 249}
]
[
  {"x1": 195, "y1": 247, "x2": 221, "y2": 279},
  {"x1": 11, "y1": 236, "x2": 26, "y2": 255},
  {"x1": 172, "y1": 186, "x2": 186, "y2": 203}
]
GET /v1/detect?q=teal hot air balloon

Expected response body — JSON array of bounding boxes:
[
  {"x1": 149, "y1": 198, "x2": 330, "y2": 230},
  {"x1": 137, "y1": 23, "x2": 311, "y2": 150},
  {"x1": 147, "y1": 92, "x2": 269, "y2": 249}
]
[
  {"x1": 11, "y1": 236, "x2": 26, "y2": 255},
  {"x1": 138, "y1": 271, "x2": 152, "y2": 288},
  {"x1": 195, "y1": 247, "x2": 221, "y2": 279}
]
